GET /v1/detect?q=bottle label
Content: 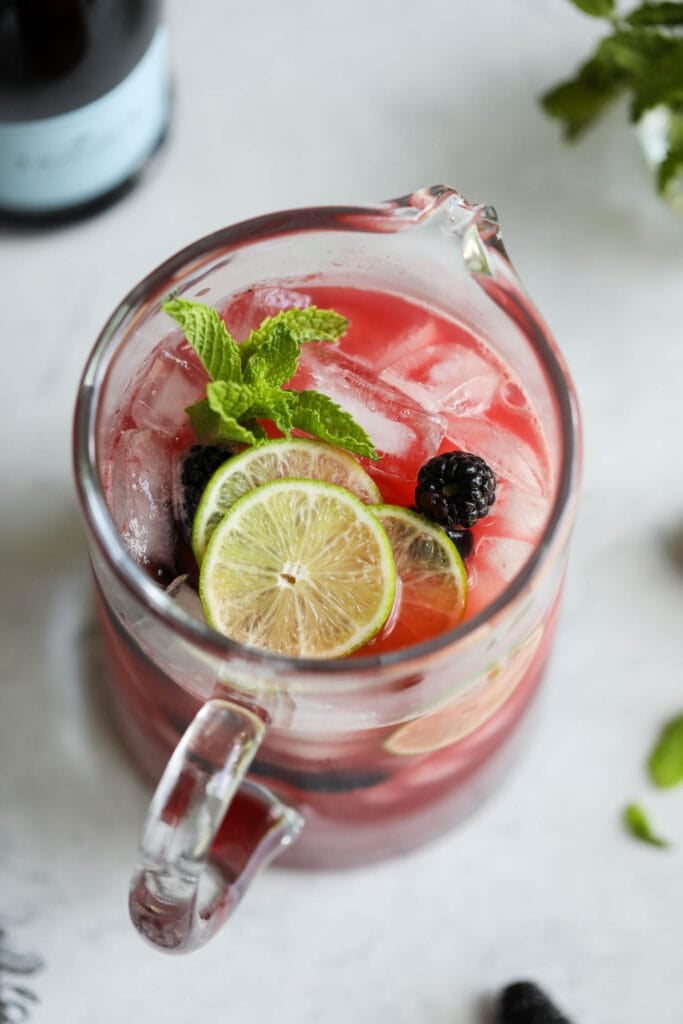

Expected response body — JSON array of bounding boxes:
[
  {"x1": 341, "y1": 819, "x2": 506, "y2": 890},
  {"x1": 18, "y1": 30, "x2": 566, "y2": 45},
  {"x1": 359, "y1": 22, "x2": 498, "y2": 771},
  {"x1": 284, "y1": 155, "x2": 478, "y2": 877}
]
[{"x1": 0, "y1": 27, "x2": 170, "y2": 214}]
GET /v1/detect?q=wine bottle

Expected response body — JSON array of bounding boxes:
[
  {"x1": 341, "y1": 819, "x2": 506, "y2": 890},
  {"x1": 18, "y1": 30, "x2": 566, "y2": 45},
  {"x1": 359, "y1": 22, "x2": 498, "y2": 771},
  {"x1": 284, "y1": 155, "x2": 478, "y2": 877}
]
[{"x1": 0, "y1": 0, "x2": 170, "y2": 220}]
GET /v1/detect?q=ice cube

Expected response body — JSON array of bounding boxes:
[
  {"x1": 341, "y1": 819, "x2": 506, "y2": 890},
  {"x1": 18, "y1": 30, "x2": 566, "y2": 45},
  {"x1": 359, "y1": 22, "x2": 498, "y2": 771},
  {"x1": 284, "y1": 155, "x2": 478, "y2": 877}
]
[
  {"x1": 380, "y1": 343, "x2": 498, "y2": 415},
  {"x1": 464, "y1": 533, "x2": 536, "y2": 620},
  {"x1": 443, "y1": 416, "x2": 548, "y2": 496},
  {"x1": 166, "y1": 575, "x2": 207, "y2": 623},
  {"x1": 487, "y1": 482, "x2": 550, "y2": 544},
  {"x1": 222, "y1": 285, "x2": 312, "y2": 341},
  {"x1": 475, "y1": 536, "x2": 535, "y2": 584},
  {"x1": 293, "y1": 344, "x2": 446, "y2": 479},
  {"x1": 131, "y1": 343, "x2": 208, "y2": 439},
  {"x1": 108, "y1": 429, "x2": 174, "y2": 571},
  {"x1": 348, "y1": 319, "x2": 441, "y2": 372}
]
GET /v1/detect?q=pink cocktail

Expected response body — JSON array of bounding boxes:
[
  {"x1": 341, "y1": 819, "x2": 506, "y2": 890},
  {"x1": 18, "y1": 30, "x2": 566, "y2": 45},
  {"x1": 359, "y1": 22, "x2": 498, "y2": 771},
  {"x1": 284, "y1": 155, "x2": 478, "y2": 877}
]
[{"x1": 74, "y1": 187, "x2": 580, "y2": 951}]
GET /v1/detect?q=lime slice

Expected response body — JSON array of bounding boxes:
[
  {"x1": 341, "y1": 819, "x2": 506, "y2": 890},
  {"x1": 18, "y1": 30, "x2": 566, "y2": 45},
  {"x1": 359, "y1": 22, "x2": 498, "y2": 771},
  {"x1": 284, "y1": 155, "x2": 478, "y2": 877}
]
[
  {"x1": 371, "y1": 505, "x2": 468, "y2": 631},
  {"x1": 192, "y1": 438, "x2": 382, "y2": 563},
  {"x1": 199, "y1": 478, "x2": 396, "y2": 658},
  {"x1": 383, "y1": 625, "x2": 544, "y2": 755}
]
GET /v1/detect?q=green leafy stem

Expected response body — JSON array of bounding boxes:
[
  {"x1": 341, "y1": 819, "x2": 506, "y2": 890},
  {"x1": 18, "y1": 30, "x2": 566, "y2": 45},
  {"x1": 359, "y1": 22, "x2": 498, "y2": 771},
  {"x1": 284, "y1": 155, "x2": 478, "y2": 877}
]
[
  {"x1": 163, "y1": 298, "x2": 379, "y2": 460},
  {"x1": 542, "y1": 1, "x2": 683, "y2": 199},
  {"x1": 624, "y1": 710, "x2": 683, "y2": 850}
]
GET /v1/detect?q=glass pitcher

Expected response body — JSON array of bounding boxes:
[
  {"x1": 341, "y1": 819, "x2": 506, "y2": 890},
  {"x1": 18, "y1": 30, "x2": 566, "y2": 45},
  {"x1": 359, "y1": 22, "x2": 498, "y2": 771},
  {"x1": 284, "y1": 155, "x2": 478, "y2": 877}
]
[{"x1": 73, "y1": 185, "x2": 581, "y2": 953}]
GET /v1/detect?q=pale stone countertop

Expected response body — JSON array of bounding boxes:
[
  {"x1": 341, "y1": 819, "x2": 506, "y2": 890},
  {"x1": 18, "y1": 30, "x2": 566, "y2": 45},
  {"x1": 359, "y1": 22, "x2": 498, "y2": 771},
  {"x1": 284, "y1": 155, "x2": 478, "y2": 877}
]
[{"x1": 2, "y1": 1, "x2": 683, "y2": 1021}]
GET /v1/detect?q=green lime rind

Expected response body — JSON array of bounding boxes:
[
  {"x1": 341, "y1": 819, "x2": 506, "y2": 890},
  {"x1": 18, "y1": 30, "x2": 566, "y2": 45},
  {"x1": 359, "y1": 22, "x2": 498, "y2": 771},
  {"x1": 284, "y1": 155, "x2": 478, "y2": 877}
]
[
  {"x1": 191, "y1": 437, "x2": 382, "y2": 564},
  {"x1": 370, "y1": 504, "x2": 468, "y2": 620},
  {"x1": 199, "y1": 478, "x2": 396, "y2": 659}
]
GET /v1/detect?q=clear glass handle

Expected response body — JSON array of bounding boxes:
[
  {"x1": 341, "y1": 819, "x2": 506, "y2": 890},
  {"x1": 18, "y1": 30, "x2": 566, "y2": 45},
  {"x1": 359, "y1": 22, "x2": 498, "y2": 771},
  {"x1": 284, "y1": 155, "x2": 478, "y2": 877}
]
[{"x1": 129, "y1": 698, "x2": 304, "y2": 952}]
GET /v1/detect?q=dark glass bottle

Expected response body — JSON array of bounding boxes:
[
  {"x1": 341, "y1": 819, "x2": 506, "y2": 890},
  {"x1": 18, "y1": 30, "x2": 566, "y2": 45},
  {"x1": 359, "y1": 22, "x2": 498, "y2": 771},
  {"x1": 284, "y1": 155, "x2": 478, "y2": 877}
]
[{"x1": 0, "y1": 0, "x2": 170, "y2": 221}]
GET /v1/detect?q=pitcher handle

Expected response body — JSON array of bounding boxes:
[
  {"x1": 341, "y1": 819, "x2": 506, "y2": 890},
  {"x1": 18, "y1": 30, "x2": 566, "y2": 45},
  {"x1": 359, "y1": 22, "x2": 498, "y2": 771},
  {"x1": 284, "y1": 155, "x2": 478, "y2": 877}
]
[{"x1": 129, "y1": 698, "x2": 304, "y2": 953}]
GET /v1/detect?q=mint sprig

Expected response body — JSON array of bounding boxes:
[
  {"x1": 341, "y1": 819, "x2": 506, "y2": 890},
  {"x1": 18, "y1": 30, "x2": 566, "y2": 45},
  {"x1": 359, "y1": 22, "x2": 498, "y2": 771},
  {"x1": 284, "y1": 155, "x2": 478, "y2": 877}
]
[
  {"x1": 648, "y1": 712, "x2": 683, "y2": 787},
  {"x1": 541, "y1": 0, "x2": 683, "y2": 201},
  {"x1": 163, "y1": 298, "x2": 378, "y2": 460},
  {"x1": 623, "y1": 802, "x2": 670, "y2": 848}
]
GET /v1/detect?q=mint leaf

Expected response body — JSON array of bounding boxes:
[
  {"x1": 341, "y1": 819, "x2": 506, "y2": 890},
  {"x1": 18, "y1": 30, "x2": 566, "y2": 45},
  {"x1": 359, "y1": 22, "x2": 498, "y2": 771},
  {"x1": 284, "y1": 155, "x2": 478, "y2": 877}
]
[
  {"x1": 163, "y1": 297, "x2": 242, "y2": 384},
  {"x1": 170, "y1": 298, "x2": 379, "y2": 456},
  {"x1": 206, "y1": 380, "x2": 257, "y2": 421},
  {"x1": 202, "y1": 382, "x2": 263, "y2": 445},
  {"x1": 570, "y1": 0, "x2": 615, "y2": 15},
  {"x1": 648, "y1": 712, "x2": 683, "y2": 786},
  {"x1": 243, "y1": 322, "x2": 301, "y2": 389},
  {"x1": 658, "y1": 111, "x2": 683, "y2": 197},
  {"x1": 541, "y1": 54, "x2": 630, "y2": 139},
  {"x1": 623, "y1": 803, "x2": 670, "y2": 848},
  {"x1": 186, "y1": 397, "x2": 257, "y2": 445},
  {"x1": 597, "y1": 27, "x2": 670, "y2": 78},
  {"x1": 626, "y1": 38, "x2": 683, "y2": 118},
  {"x1": 186, "y1": 398, "x2": 224, "y2": 440},
  {"x1": 540, "y1": 3, "x2": 683, "y2": 204},
  {"x1": 289, "y1": 390, "x2": 378, "y2": 460},
  {"x1": 591, "y1": 29, "x2": 683, "y2": 119},
  {"x1": 245, "y1": 388, "x2": 296, "y2": 436},
  {"x1": 626, "y1": 2, "x2": 683, "y2": 26},
  {"x1": 239, "y1": 306, "x2": 348, "y2": 368}
]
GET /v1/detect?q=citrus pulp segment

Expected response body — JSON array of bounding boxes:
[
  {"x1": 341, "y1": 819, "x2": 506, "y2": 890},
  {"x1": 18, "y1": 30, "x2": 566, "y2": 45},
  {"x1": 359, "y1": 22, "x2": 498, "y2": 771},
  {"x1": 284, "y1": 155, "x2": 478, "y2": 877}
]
[
  {"x1": 191, "y1": 437, "x2": 382, "y2": 563},
  {"x1": 199, "y1": 478, "x2": 396, "y2": 658}
]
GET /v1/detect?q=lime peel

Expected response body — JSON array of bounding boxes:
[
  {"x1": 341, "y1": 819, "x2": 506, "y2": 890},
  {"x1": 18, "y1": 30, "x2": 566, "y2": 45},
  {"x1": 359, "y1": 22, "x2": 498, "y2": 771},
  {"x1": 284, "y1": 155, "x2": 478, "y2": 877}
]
[
  {"x1": 192, "y1": 437, "x2": 382, "y2": 563},
  {"x1": 371, "y1": 504, "x2": 468, "y2": 622},
  {"x1": 199, "y1": 478, "x2": 396, "y2": 658}
]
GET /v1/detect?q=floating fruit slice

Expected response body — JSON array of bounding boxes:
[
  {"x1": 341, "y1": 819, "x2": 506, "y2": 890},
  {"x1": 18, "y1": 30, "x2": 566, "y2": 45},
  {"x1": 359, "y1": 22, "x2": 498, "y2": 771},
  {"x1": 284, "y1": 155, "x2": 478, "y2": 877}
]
[
  {"x1": 200, "y1": 478, "x2": 396, "y2": 658},
  {"x1": 384, "y1": 625, "x2": 544, "y2": 755},
  {"x1": 192, "y1": 438, "x2": 382, "y2": 563},
  {"x1": 371, "y1": 505, "x2": 468, "y2": 635}
]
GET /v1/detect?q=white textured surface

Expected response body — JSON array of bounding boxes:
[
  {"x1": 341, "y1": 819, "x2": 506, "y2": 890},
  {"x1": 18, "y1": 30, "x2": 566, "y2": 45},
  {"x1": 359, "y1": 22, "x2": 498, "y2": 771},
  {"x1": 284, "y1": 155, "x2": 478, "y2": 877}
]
[{"x1": 2, "y1": 1, "x2": 683, "y2": 1021}]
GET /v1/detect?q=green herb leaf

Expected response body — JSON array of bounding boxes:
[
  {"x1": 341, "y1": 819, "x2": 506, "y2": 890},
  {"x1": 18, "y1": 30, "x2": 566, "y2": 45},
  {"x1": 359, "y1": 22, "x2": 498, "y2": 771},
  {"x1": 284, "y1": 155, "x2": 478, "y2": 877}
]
[
  {"x1": 658, "y1": 111, "x2": 683, "y2": 198},
  {"x1": 648, "y1": 712, "x2": 683, "y2": 786},
  {"x1": 202, "y1": 383, "x2": 263, "y2": 445},
  {"x1": 570, "y1": 0, "x2": 615, "y2": 16},
  {"x1": 163, "y1": 298, "x2": 242, "y2": 384},
  {"x1": 245, "y1": 388, "x2": 296, "y2": 436},
  {"x1": 623, "y1": 803, "x2": 670, "y2": 848},
  {"x1": 186, "y1": 398, "x2": 223, "y2": 440},
  {"x1": 596, "y1": 29, "x2": 683, "y2": 119},
  {"x1": 597, "y1": 27, "x2": 671, "y2": 78},
  {"x1": 162, "y1": 299, "x2": 241, "y2": 385},
  {"x1": 541, "y1": 53, "x2": 630, "y2": 139},
  {"x1": 186, "y1": 397, "x2": 258, "y2": 446},
  {"x1": 541, "y1": 3, "x2": 683, "y2": 202},
  {"x1": 628, "y1": 40, "x2": 683, "y2": 118},
  {"x1": 289, "y1": 390, "x2": 378, "y2": 460},
  {"x1": 206, "y1": 380, "x2": 257, "y2": 421},
  {"x1": 626, "y1": 1, "x2": 683, "y2": 27},
  {"x1": 243, "y1": 322, "x2": 301, "y2": 389},
  {"x1": 239, "y1": 306, "x2": 348, "y2": 368},
  {"x1": 167, "y1": 299, "x2": 378, "y2": 457}
]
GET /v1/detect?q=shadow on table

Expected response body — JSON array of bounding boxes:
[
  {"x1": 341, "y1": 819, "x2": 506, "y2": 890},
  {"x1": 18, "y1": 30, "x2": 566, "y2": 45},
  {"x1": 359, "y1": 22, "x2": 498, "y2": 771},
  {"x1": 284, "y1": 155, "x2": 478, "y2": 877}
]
[{"x1": 1, "y1": 493, "x2": 148, "y2": 847}]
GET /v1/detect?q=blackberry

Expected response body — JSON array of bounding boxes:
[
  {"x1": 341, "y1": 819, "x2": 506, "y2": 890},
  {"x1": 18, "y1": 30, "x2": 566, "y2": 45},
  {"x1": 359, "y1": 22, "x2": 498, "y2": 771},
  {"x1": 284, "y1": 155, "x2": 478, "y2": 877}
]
[
  {"x1": 179, "y1": 444, "x2": 233, "y2": 535},
  {"x1": 498, "y1": 981, "x2": 573, "y2": 1024},
  {"x1": 442, "y1": 525, "x2": 474, "y2": 560},
  {"x1": 415, "y1": 451, "x2": 496, "y2": 530}
]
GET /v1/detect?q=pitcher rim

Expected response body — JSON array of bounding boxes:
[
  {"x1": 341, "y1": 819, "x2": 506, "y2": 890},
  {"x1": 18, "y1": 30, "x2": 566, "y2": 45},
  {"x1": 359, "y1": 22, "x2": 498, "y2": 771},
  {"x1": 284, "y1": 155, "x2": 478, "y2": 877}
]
[{"x1": 73, "y1": 186, "x2": 581, "y2": 683}]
